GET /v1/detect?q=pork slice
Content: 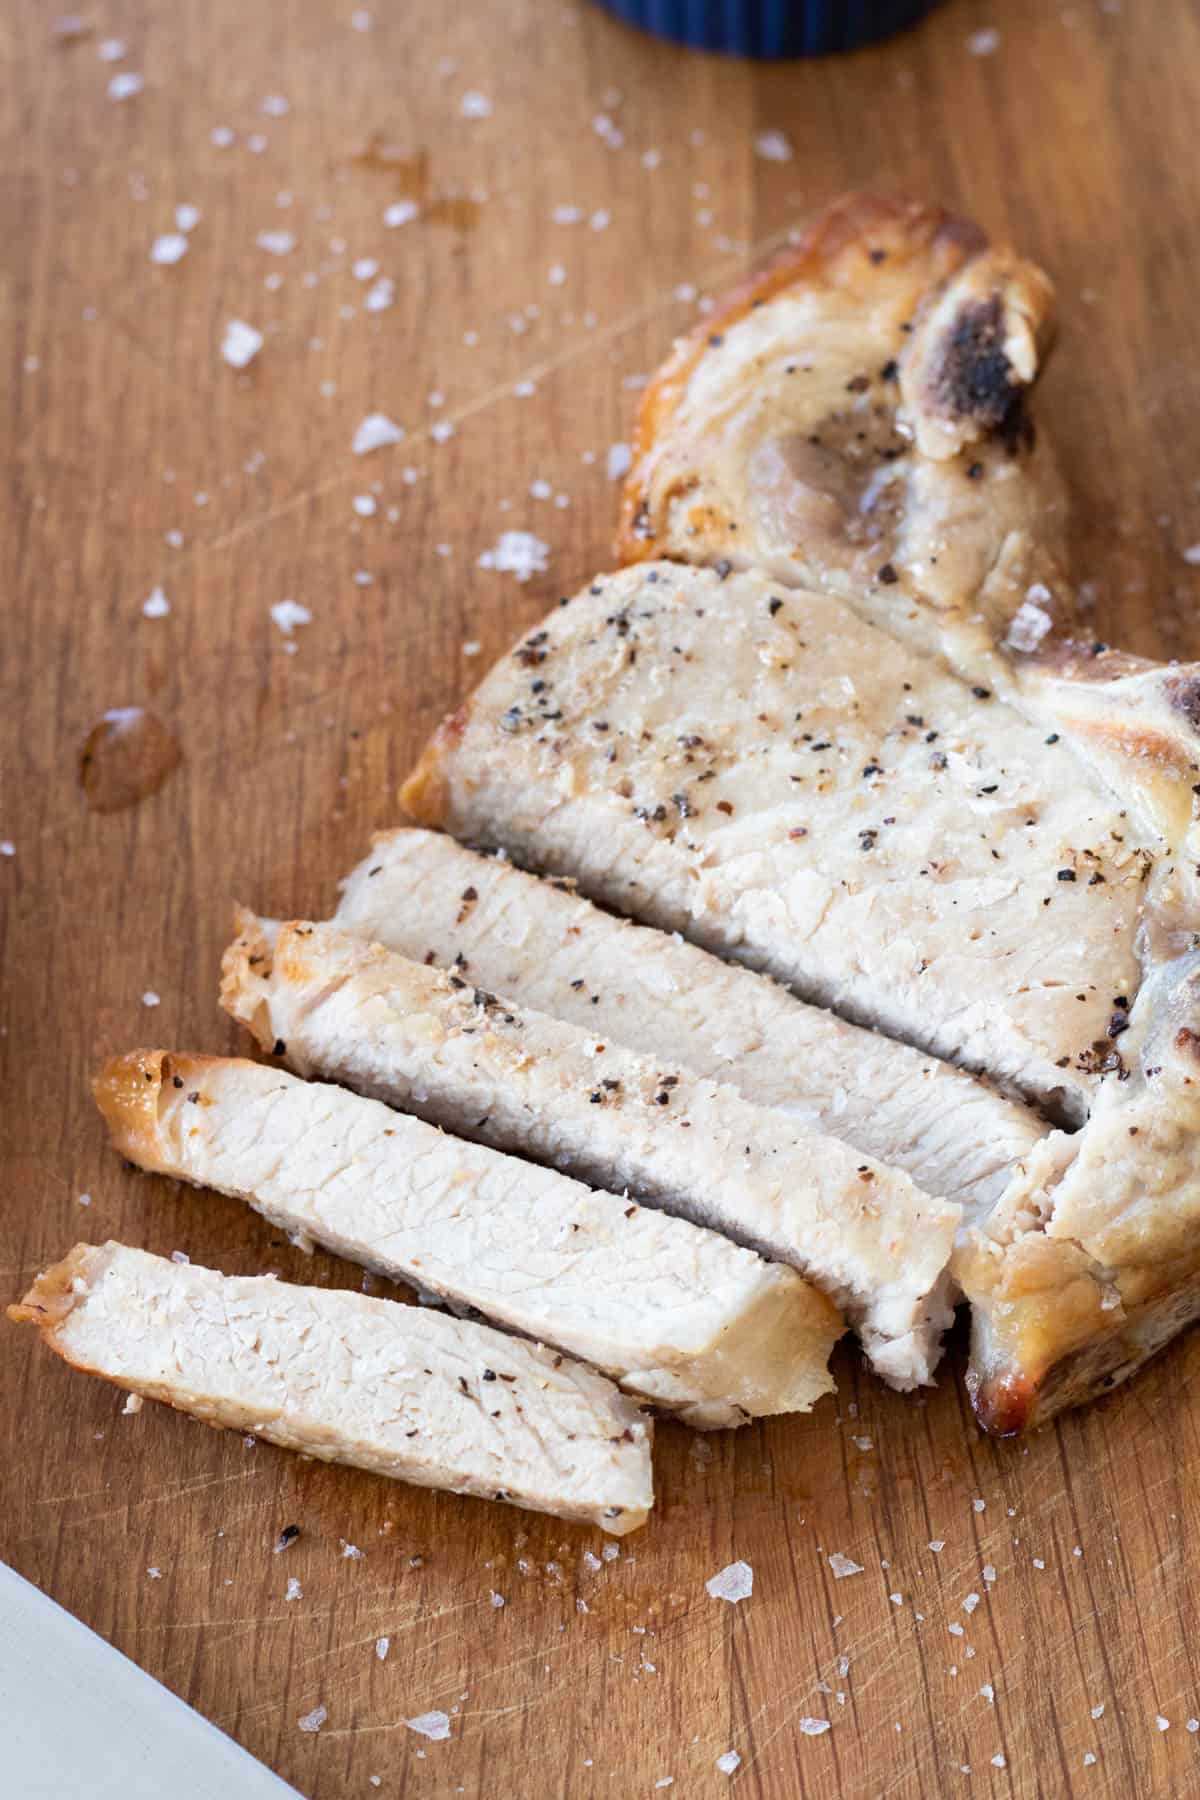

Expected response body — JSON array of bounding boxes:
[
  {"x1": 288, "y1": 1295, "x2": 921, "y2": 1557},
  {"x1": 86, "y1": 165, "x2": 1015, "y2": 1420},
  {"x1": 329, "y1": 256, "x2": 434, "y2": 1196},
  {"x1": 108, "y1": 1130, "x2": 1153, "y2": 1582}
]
[
  {"x1": 336, "y1": 827, "x2": 1047, "y2": 1218},
  {"x1": 401, "y1": 561, "x2": 1149, "y2": 1126},
  {"x1": 94, "y1": 1050, "x2": 839, "y2": 1428},
  {"x1": 8, "y1": 1243, "x2": 653, "y2": 1533},
  {"x1": 220, "y1": 914, "x2": 959, "y2": 1389},
  {"x1": 616, "y1": 192, "x2": 1068, "y2": 689},
  {"x1": 958, "y1": 952, "x2": 1200, "y2": 1432}
]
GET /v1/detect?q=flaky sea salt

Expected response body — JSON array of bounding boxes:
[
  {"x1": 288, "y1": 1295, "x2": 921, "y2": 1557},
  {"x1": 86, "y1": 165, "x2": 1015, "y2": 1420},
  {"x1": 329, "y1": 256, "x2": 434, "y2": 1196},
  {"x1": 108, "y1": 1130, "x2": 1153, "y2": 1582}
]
[
  {"x1": 828, "y1": 1554, "x2": 864, "y2": 1579},
  {"x1": 706, "y1": 1561, "x2": 753, "y2": 1604},
  {"x1": 375, "y1": 1636, "x2": 390, "y2": 1661},
  {"x1": 1182, "y1": 545, "x2": 1200, "y2": 565},
  {"x1": 798, "y1": 1719, "x2": 831, "y2": 1737},
  {"x1": 754, "y1": 129, "x2": 793, "y2": 162},
  {"x1": 298, "y1": 1705, "x2": 327, "y2": 1733},
  {"x1": 606, "y1": 442, "x2": 632, "y2": 482},
  {"x1": 108, "y1": 71, "x2": 144, "y2": 100},
  {"x1": 141, "y1": 990, "x2": 160, "y2": 1007},
  {"x1": 406, "y1": 1712, "x2": 451, "y2": 1741},
  {"x1": 1091, "y1": 1704, "x2": 1105, "y2": 1719},
  {"x1": 221, "y1": 319, "x2": 263, "y2": 368},
  {"x1": 353, "y1": 494, "x2": 377, "y2": 517},
  {"x1": 980, "y1": 1684, "x2": 995, "y2": 1703},
  {"x1": 261, "y1": 94, "x2": 290, "y2": 116},
  {"x1": 716, "y1": 1751, "x2": 740, "y2": 1775},
  {"x1": 963, "y1": 1594, "x2": 980, "y2": 1614},
  {"x1": 175, "y1": 203, "x2": 201, "y2": 233},
  {"x1": 1157, "y1": 1716, "x2": 1170, "y2": 1732},
  {"x1": 256, "y1": 229, "x2": 295, "y2": 255},
  {"x1": 150, "y1": 233, "x2": 188, "y2": 265},
  {"x1": 968, "y1": 27, "x2": 1000, "y2": 54},
  {"x1": 384, "y1": 200, "x2": 418, "y2": 227},
  {"x1": 991, "y1": 1753, "x2": 1007, "y2": 1768},
  {"x1": 142, "y1": 587, "x2": 170, "y2": 618},
  {"x1": 285, "y1": 1577, "x2": 303, "y2": 1601},
  {"x1": 364, "y1": 277, "x2": 395, "y2": 314},
  {"x1": 489, "y1": 1591, "x2": 505, "y2": 1608},
  {"x1": 341, "y1": 1541, "x2": 365, "y2": 1559},
  {"x1": 98, "y1": 37, "x2": 126, "y2": 60},
  {"x1": 478, "y1": 530, "x2": 549, "y2": 582},
  {"x1": 270, "y1": 599, "x2": 311, "y2": 636},
  {"x1": 353, "y1": 413, "x2": 405, "y2": 454},
  {"x1": 460, "y1": 91, "x2": 492, "y2": 119},
  {"x1": 121, "y1": 1392, "x2": 141, "y2": 1413}
]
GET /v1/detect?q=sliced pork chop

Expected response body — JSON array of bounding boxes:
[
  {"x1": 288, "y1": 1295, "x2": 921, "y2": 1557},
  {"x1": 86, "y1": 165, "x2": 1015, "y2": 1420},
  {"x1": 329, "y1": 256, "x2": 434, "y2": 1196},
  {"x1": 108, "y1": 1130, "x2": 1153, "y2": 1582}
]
[
  {"x1": 9, "y1": 1242, "x2": 654, "y2": 1533},
  {"x1": 401, "y1": 561, "x2": 1151, "y2": 1126},
  {"x1": 957, "y1": 953, "x2": 1200, "y2": 1432},
  {"x1": 94, "y1": 1050, "x2": 839, "y2": 1428},
  {"x1": 336, "y1": 827, "x2": 1047, "y2": 1218},
  {"x1": 616, "y1": 192, "x2": 1070, "y2": 686},
  {"x1": 220, "y1": 913, "x2": 959, "y2": 1389}
]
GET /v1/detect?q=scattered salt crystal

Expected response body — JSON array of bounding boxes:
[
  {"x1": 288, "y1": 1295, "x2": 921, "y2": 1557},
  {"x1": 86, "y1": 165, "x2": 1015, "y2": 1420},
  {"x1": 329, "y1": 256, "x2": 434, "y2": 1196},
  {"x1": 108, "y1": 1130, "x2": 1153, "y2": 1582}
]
[
  {"x1": 270, "y1": 599, "x2": 311, "y2": 636},
  {"x1": 798, "y1": 1719, "x2": 831, "y2": 1737},
  {"x1": 674, "y1": 283, "x2": 697, "y2": 303},
  {"x1": 654, "y1": 1781, "x2": 672, "y2": 1790},
  {"x1": 949, "y1": 1623, "x2": 965, "y2": 1638},
  {"x1": 364, "y1": 277, "x2": 395, "y2": 313},
  {"x1": 298, "y1": 1705, "x2": 327, "y2": 1733},
  {"x1": 430, "y1": 420, "x2": 456, "y2": 442},
  {"x1": 122, "y1": 1393, "x2": 142, "y2": 1413},
  {"x1": 513, "y1": 381, "x2": 536, "y2": 399},
  {"x1": 353, "y1": 494, "x2": 377, "y2": 517},
  {"x1": 552, "y1": 204, "x2": 583, "y2": 224},
  {"x1": 477, "y1": 530, "x2": 549, "y2": 582},
  {"x1": 1157, "y1": 1716, "x2": 1170, "y2": 1732},
  {"x1": 460, "y1": 91, "x2": 492, "y2": 119},
  {"x1": 642, "y1": 148, "x2": 661, "y2": 169},
  {"x1": 889, "y1": 1593, "x2": 903, "y2": 1606},
  {"x1": 78, "y1": 1192, "x2": 92, "y2": 1207},
  {"x1": 141, "y1": 990, "x2": 161, "y2": 1007},
  {"x1": 351, "y1": 8, "x2": 373, "y2": 27},
  {"x1": 221, "y1": 319, "x2": 263, "y2": 368},
  {"x1": 147, "y1": 1567, "x2": 162, "y2": 1580},
  {"x1": 530, "y1": 479, "x2": 552, "y2": 500},
  {"x1": 1004, "y1": 597, "x2": 1054, "y2": 653},
  {"x1": 754, "y1": 130, "x2": 793, "y2": 163},
  {"x1": 406, "y1": 1712, "x2": 451, "y2": 1741},
  {"x1": 211, "y1": 126, "x2": 234, "y2": 147},
  {"x1": 706, "y1": 1561, "x2": 753, "y2": 1604},
  {"x1": 142, "y1": 587, "x2": 170, "y2": 618},
  {"x1": 171, "y1": 1250, "x2": 189, "y2": 1265},
  {"x1": 384, "y1": 200, "x2": 419, "y2": 227},
  {"x1": 108, "y1": 72, "x2": 144, "y2": 100},
  {"x1": 341, "y1": 1540, "x2": 365, "y2": 1559},
  {"x1": 982, "y1": 1565, "x2": 996, "y2": 1583},
  {"x1": 963, "y1": 1594, "x2": 980, "y2": 1614},
  {"x1": 256, "y1": 229, "x2": 295, "y2": 255},
  {"x1": 1183, "y1": 545, "x2": 1200, "y2": 566},
  {"x1": 489, "y1": 1591, "x2": 505, "y2": 1608},
  {"x1": 286, "y1": 1577, "x2": 303, "y2": 1601},
  {"x1": 1083, "y1": 1752, "x2": 1097, "y2": 1766},
  {"x1": 1032, "y1": 1558, "x2": 1045, "y2": 1570},
  {"x1": 602, "y1": 1544, "x2": 619, "y2": 1562},
  {"x1": 353, "y1": 257, "x2": 379, "y2": 281},
  {"x1": 0, "y1": 840, "x2": 13, "y2": 857},
  {"x1": 462, "y1": 640, "x2": 481, "y2": 657},
  {"x1": 1188, "y1": 1719, "x2": 1199, "y2": 1733},
  {"x1": 828, "y1": 1554, "x2": 864, "y2": 1579},
  {"x1": 150, "y1": 232, "x2": 188, "y2": 265},
  {"x1": 97, "y1": 38, "x2": 126, "y2": 60},
  {"x1": 353, "y1": 413, "x2": 405, "y2": 454},
  {"x1": 605, "y1": 442, "x2": 633, "y2": 482},
  {"x1": 175, "y1": 204, "x2": 200, "y2": 233},
  {"x1": 1091, "y1": 1704, "x2": 1105, "y2": 1720},
  {"x1": 973, "y1": 1499, "x2": 986, "y2": 1513},
  {"x1": 261, "y1": 94, "x2": 290, "y2": 116},
  {"x1": 548, "y1": 263, "x2": 566, "y2": 287},
  {"x1": 590, "y1": 209, "x2": 610, "y2": 231},
  {"x1": 375, "y1": 1636, "x2": 390, "y2": 1660},
  {"x1": 716, "y1": 1751, "x2": 740, "y2": 1775},
  {"x1": 991, "y1": 1753, "x2": 1007, "y2": 1768},
  {"x1": 980, "y1": 1684, "x2": 995, "y2": 1703},
  {"x1": 968, "y1": 27, "x2": 1000, "y2": 55},
  {"x1": 851, "y1": 1436, "x2": 874, "y2": 1452}
]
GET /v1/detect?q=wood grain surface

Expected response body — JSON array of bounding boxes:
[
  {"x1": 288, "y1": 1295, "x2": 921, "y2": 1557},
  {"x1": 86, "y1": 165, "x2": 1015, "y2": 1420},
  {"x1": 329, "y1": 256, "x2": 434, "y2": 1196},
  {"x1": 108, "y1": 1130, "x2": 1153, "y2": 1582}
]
[{"x1": 5, "y1": 2, "x2": 1200, "y2": 1795}]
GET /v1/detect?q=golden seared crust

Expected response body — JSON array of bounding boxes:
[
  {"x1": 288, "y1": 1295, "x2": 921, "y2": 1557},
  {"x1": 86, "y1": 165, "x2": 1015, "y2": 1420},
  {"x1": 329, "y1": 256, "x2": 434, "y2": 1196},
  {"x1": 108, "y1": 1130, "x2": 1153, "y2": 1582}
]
[
  {"x1": 218, "y1": 907, "x2": 278, "y2": 1047},
  {"x1": 615, "y1": 190, "x2": 1068, "y2": 686},
  {"x1": 92, "y1": 1049, "x2": 222, "y2": 1169},
  {"x1": 399, "y1": 705, "x2": 471, "y2": 826},
  {"x1": 9, "y1": 1243, "x2": 109, "y2": 1333}
]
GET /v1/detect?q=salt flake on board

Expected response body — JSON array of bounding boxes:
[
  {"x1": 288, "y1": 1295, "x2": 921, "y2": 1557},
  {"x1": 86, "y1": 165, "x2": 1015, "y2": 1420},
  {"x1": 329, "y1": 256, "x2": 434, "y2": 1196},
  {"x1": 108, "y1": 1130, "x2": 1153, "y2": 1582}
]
[
  {"x1": 298, "y1": 1706, "x2": 327, "y2": 1733},
  {"x1": 353, "y1": 414, "x2": 405, "y2": 454},
  {"x1": 828, "y1": 1553, "x2": 864, "y2": 1579},
  {"x1": 798, "y1": 1719, "x2": 831, "y2": 1737},
  {"x1": 477, "y1": 531, "x2": 549, "y2": 582},
  {"x1": 406, "y1": 1712, "x2": 451, "y2": 1741},
  {"x1": 706, "y1": 1561, "x2": 753, "y2": 1604},
  {"x1": 221, "y1": 320, "x2": 263, "y2": 368}
]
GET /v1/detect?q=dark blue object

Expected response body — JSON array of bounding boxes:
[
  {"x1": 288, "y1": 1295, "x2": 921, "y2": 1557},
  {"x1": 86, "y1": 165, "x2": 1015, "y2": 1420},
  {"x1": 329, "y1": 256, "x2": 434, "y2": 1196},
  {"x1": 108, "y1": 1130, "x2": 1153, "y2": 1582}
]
[{"x1": 594, "y1": 0, "x2": 939, "y2": 57}]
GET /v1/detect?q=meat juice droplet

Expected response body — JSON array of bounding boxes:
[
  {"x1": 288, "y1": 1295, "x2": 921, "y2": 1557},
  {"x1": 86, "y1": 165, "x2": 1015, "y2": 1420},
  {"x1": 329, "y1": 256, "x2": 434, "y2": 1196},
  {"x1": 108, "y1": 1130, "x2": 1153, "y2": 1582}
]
[{"x1": 78, "y1": 708, "x2": 182, "y2": 812}]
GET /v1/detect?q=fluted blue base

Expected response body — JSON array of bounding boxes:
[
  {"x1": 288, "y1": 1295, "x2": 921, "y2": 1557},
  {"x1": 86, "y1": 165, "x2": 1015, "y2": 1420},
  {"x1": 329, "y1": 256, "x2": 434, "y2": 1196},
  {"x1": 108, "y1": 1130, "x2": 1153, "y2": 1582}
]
[{"x1": 594, "y1": 0, "x2": 939, "y2": 58}]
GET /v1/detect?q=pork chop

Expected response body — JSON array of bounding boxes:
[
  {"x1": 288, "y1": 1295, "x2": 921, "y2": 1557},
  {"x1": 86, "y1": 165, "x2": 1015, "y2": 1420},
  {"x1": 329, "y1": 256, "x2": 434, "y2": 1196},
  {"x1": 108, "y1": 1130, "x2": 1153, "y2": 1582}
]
[
  {"x1": 401, "y1": 560, "x2": 1151, "y2": 1126},
  {"x1": 336, "y1": 826, "x2": 1047, "y2": 1218},
  {"x1": 616, "y1": 192, "x2": 1070, "y2": 686},
  {"x1": 94, "y1": 1049, "x2": 840, "y2": 1428},
  {"x1": 219, "y1": 913, "x2": 959, "y2": 1389},
  {"x1": 9, "y1": 1242, "x2": 654, "y2": 1533}
]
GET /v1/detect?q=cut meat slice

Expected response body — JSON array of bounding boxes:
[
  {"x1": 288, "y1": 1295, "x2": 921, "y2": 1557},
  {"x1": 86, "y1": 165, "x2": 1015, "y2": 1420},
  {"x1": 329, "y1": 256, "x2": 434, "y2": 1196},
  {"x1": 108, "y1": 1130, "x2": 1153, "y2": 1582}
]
[
  {"x1": 401, "y1": 560, "x2": 1150, "y2": 1126},
  {"x1": 957, "y1": 952, "x2": 1200, "y2": 1432},
  {"x1": 219, "y1": 913, "x2": 959, "y2": 1390},
  {"x1": 8, "y1": 1242, "x2": 654, "y2": 1533},
  {"x1": 93, "y1": 1050, "x2": 840, "y2": 1428},
  {"x1": 336, "y1": 827, "x2": 1047, "y2": 1218},
  {"x1": 616, "y1": 192, "x2": 1070, "y2": 686}
]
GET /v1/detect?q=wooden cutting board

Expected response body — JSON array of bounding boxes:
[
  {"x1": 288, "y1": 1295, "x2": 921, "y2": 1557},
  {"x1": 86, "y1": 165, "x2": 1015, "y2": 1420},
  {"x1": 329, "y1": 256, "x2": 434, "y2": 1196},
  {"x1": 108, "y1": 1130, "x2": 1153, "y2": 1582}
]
[{"x1": 5, "y1": 2, "x2": 1200, "y2": 1794}]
